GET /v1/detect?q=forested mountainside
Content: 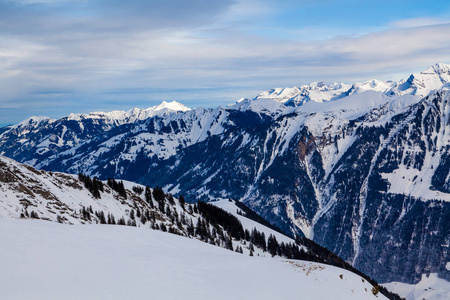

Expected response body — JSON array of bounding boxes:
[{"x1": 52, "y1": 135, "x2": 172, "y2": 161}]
[{"x1": 1, "y1": 63, "x2": 449, "y2": 284}]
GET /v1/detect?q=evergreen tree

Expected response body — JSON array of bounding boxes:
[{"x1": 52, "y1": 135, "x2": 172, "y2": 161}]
[
  {"x1": 145, "y1": 186, "x2": 154, "y2": 208},
  {"x1": 152, "y1": 186, "x2": 165, "y2": 202},
  {"x1": 117, "y1": 217, "x2": 126, "y2": 225},
  {"x1": 167, "y1": 194, "x2": 175, "y2": 205},
  {"x1": 244, "y1": 229, "x2": 250, "y2": 241},
  {"x1": 187, "y1": 219, "x2": 195, "y2": 236},
  {"x1": 225, "y1": 236, "x2": 233, "y2": 251},
  {"x1": 178, "y1": 195, "x2": 185, "y2": 209},
  {"x1": 136, "y1": 207, "x2": 141, "y2": 218},
  {"x1": 118, "y1": 181, "x2": 127, "y2": 198},
  {"x1": 267, "y1": 234, "x2": 279, "y2": 257},
  {"x1": 96, "y1": 211, "x2": 106, "y2": 224}
]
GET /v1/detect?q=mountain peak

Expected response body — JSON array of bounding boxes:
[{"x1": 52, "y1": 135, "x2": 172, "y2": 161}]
[
  {"x1": 427, "y1": 62, "x2": 450, "y2": 74},
  {"x1": 152, "y1": 101, "x2": 191, "y2": 112},
  {"x1": 394, "y1": 62, "x2": 450, "y2": 97}
]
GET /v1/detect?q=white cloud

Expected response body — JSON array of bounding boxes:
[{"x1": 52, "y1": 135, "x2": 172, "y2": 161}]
[
  {"x1": 390, "y1": 17, "x2": 450, "y2": 29},
  {"x1": 1, "y1": 0, "x2": 450, "y2": 125}
]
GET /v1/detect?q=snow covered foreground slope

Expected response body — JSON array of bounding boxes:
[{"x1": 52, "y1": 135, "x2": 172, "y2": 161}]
[{"x1": 0, "y1": 218, "x2": 385, "y2": 300}]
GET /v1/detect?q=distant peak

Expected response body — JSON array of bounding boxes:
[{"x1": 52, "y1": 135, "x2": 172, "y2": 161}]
[
  {"x1": 432, "y1": 62, "x2": 450, "y2": 73},
  {"x1": 420, "y1": 63, "x2": 450, "y2": 75},
  {"x1": 18, "y1": 116, "x2": 53, "y2": 126},
  {"x1": 153, "y1": 101, "x2": 191, "y2": 112}
]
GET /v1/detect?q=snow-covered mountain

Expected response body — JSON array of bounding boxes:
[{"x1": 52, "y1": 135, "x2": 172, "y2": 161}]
[
  {"x1": 254, "y1": 63, "x2": 450, "y2": 106},
  {"x1": 1, "y1": 63, "x2": 449, "y2": 287}
]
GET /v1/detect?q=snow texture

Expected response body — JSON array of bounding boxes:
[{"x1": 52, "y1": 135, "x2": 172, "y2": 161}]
[
  {"x1": 384, "y1": 273, "x2": 450, "y2": 300},
  {"x1": 0, "y1": 218, "x2": 386, "y2": 300}
]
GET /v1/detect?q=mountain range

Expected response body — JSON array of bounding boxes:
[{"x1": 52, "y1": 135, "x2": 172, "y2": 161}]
[{"x1": 0, "y1": 63, "x2": 449, "y2": 286}]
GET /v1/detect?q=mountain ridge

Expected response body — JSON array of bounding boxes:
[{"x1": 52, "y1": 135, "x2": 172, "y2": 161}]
[
  {"x1": 1, "y1": 63, "x2": 449, "y2": 286},
  {"x1": 253, "y1": 62, "x2": 450, "y2": 106}
]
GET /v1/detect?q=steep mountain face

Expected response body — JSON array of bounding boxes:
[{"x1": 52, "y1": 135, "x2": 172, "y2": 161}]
[
  {"x1": 1, "y1": 64, "x2": 449, "y2": 285},
  {"x1": 312, "y1": 89, "x2": 450, "y2": 283}
]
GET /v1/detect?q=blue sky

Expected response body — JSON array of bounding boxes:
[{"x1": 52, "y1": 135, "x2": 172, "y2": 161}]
[{"x1": 1, "y1": 0, "x2": 450, "y2": 125}]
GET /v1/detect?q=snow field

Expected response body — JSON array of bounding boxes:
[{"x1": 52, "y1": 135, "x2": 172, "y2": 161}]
[
  {"x1": 0, "y1": 218, "x2": 386, "y2": 300},
  {"x1": 384, "y1": 273, "x2": 450, "y2": 300}
]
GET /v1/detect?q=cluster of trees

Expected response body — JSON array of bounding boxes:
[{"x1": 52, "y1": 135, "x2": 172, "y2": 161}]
[
  {"x1": 107, "y1": 178, "x2": 127, "y2": 198},
  {"x1": 197, "y1": 201, "x2": 244, "y2": 240},
  {"x1": 248, "y1": 227, "x2": 266, "y2": 251},
  {"x1": 79, "y1": 205, "x2": 109, "y2": 225},
  {"x1": 20, "y1": 210, "x2": 38, "y2": 219},
  {"x1": 132, "y1": 185, "x2": 144, "y2": 194},
  {"x1": 79, "y1": 173, "x2": 103, "y2": 199}
]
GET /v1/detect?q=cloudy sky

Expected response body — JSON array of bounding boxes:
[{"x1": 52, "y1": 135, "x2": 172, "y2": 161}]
[{"x1": 1, "y1": 0, "x2": 450, "y2": 125}]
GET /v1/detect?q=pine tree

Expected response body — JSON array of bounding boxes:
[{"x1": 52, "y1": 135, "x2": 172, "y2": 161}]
[
  {"x1": 145, "y1": 186, "x2": 154, "y2": 208},
  {"x1": 225, "y1": 237, "x2": 233, "y2": 251},
  {"x1": 117, "y1": 217, "x2": 126, "y2": 225},
  {"x1": 167, "y1": 194, "x2": 175, "y2": 205},
  {"x1": 179, "y1": 195, "x2": 185, "y2": 209},
  {"x1": 187, "y1": 219, "x2": 195, "y2": 236},
  {"x1": 118, "y1": 181, "x2": 127, "y2": 198},
  {"x1": 96, "y1": 211, "x2": 106, "y2": 224},
  {"x1": 140, "y1": 214, "x2": 147, "y2": 224},
  {"x1": 152, "y1": 186, "x2": 165, "y2": 202},
  {"x1": 245, "y1": 229, "x2": 250, "y2": 241},
  {"x1": 267, "y1": 234, "x2": 279, "y2": 257},
  {"x1": 136, "y1": 207, "x2": 141, "y2": 218}
]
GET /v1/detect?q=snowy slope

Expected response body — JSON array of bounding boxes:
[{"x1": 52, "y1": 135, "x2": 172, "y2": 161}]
[
  {"x1": 255, "y1": 82, "x2": 352, "y2": 106},
  {"x1": 213, "y1": 199, "x2": 295, "y2": 244},
  {"x1": 0, "y1": 218, "x2": 386, "y2": 300},
  {"x1": 384, "y1": 274, "x2": 450, "y2": 300},
  {"x1": 0, "y1": 155, "x2": 143, "y2": 223}
]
